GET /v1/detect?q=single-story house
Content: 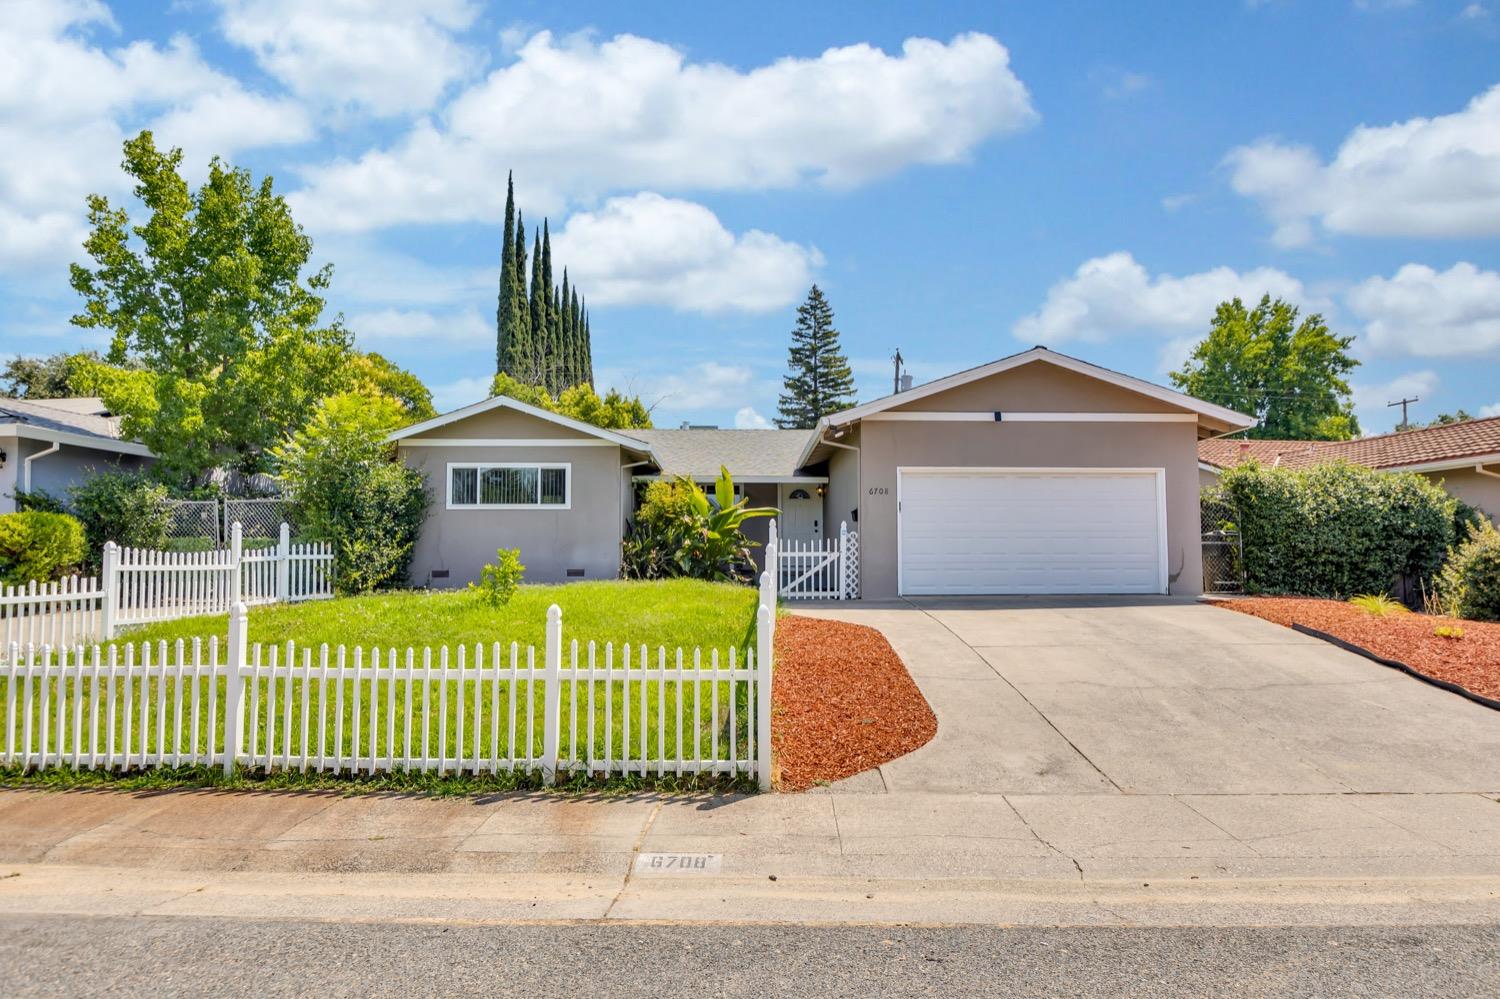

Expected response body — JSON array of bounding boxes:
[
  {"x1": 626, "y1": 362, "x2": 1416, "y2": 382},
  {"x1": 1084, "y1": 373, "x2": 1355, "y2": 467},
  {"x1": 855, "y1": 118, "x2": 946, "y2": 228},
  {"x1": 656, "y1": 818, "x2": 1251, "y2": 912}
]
[
  {"x1": 390, "y1": 346, "x2": 1257, "y2": 596},
  {"x1": 1199, "y1": 416, "x2": 1500, "y2": 520},
  {"x1": 0, "y1": 397, "x2": 154, "y2": 514}
]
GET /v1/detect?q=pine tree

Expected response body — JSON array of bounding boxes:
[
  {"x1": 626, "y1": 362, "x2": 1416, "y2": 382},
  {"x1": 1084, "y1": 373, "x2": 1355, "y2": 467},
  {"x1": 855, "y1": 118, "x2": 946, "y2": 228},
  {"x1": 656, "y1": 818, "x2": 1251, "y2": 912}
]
[
  {"x1": 776, "y1": 285, "x2": 856, "y2": 429},
  {"x1": 496, "y1": 173, "x2": 517, "y2": 376}
]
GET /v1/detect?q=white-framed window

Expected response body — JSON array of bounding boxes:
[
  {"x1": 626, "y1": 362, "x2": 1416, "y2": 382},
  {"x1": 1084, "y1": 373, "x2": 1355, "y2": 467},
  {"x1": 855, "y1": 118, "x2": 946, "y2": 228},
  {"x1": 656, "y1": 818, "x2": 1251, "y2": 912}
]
[{"x1": 447, "y1": 462, "x2": 570, "y2": 510}]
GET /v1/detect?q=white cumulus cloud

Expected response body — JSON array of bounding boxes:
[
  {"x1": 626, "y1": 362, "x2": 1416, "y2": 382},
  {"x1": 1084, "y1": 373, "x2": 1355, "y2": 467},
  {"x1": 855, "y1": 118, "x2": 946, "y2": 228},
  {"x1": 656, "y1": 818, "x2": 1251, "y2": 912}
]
[
  {"x1": 551, "y1": 194, "x2": 820, "y2": 314},
  {"x1": 1346, "y1": 262, "x2": 1500, "y2": 358},
  {"x1": 1225, "y1": 85, "x2": 1500, "y2": 246},
  {"x1": 291, "y1": 30, "x2": 1037, "y2": 231},
  {"x1": 216, "y1": 0, "x2": 480, "y2": 116},
  {"x1": 734, "y1": 407, "x2": 772, "y2": 429},
  {"x1": 1351, "y1": 370, "x2": 1440, "y2": 433},
  {"x1": 1013, "y1": 251, "x2": 1310, "y2": 346}
]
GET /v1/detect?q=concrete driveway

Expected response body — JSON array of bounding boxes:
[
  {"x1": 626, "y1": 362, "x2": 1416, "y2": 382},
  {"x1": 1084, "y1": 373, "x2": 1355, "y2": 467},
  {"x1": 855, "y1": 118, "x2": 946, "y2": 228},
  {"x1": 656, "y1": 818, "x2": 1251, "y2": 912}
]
[{"x1": 799, "y1": 597, "x2": 1500, "y2": 797}]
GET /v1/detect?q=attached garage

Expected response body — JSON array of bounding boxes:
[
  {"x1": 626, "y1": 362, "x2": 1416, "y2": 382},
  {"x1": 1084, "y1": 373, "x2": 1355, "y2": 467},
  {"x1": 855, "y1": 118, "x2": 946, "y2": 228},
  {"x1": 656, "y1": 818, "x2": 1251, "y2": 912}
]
[
  {"x1": 800, "y1": 347, "x2": 1258, "y2": 599},
  {"x1": 898, "y1": 468, "x2": 1167, "y2": 595}
]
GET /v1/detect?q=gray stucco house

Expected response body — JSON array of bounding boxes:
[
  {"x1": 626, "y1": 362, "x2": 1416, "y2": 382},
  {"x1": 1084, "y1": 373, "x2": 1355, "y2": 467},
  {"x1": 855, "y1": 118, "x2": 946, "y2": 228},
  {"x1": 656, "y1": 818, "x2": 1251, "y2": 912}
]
[
  {"x1": 391, "y1": 347, "x2": 1255, "y2": 597},
  {"x1": 0, "y1": 397, "x2": 154, "y2": 513}
]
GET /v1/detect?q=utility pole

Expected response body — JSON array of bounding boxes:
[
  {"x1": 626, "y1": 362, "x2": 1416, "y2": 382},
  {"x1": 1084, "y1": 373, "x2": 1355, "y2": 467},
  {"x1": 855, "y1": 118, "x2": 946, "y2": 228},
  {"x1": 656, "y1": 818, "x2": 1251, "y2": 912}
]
[
  {"x1": 892, "y1": 348, "x2": 904, "y2": 395},
  {"x1": 1387, "y1": 395, "x2": 1419, "y2": 431}
]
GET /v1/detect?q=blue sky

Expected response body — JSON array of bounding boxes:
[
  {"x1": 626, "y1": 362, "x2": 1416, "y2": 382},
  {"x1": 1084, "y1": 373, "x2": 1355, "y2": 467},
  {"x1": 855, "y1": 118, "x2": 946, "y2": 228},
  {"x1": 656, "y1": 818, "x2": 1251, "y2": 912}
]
[{"x1": 2, "y1": 0, "x2": 1498, "y2": 433}]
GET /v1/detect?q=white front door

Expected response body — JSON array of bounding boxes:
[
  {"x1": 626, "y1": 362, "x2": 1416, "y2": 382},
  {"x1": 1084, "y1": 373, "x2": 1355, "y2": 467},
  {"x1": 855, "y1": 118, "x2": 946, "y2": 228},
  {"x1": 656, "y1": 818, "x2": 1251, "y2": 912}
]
[
  {"x1": 898, "y1": 468, "x2": 1167, "y2": 595},
  {"x1": 779, "y1": 485, "x2": 822, "y2": 544}
]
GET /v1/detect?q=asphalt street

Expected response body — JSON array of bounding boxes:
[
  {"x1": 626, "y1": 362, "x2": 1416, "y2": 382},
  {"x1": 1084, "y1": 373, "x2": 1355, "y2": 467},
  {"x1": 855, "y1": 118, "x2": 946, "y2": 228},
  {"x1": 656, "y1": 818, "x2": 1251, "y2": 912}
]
[{"x1": 4, "y1": 914, "x2": 1497, "y2": 998}]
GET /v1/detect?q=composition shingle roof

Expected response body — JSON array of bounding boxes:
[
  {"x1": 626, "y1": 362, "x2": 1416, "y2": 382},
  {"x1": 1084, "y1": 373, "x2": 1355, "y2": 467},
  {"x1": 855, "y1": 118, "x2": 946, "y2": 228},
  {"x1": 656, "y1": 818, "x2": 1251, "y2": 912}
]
[
  {"x1": 1199, "y1": 415, "x2": 1500, "y2": 471},
  {"x1": 0, "y1": 396, "x2": 126, "y2": 442},
  {"x1": 628, "y1": 428, "x2": 819, "y2": 478}
]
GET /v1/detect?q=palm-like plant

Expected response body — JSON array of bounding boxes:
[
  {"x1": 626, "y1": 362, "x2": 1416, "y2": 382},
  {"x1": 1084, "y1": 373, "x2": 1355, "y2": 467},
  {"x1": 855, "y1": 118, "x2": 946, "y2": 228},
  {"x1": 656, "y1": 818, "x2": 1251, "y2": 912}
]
[{"x1": 623, "y1": 466, "x2": 777, "y2": 583}]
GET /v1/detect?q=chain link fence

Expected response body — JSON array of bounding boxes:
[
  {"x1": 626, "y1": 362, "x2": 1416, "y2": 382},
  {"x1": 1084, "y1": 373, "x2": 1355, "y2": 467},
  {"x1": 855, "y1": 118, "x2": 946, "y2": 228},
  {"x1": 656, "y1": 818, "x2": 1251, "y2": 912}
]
[
  {"x1": 160, "y1": 496, "x2": 298, "y2": 551},
  {"x1": 224, "y1": 497, "x2": 295, "y2": 542},
  {"x1": 163, "y1": 499, "x2": 222, "y2": 551},
  {"x1": 1201, "y1": 492, "x2": 1245, "y2": 594}
]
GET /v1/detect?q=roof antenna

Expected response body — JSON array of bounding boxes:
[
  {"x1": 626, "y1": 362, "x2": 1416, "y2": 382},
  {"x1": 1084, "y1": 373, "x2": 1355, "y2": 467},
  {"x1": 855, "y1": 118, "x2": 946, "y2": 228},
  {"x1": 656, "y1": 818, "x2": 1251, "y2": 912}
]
[{"x1": 893, "y1": 349, "x2": 911, "y2": 393}]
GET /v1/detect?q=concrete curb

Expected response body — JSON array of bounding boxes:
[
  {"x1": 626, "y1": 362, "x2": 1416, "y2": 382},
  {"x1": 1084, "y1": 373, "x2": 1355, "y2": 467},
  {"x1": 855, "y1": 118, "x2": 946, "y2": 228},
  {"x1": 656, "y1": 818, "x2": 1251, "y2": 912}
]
[{"x1": 1291, "y1": 623, "x2": 1500, "y2": 712}]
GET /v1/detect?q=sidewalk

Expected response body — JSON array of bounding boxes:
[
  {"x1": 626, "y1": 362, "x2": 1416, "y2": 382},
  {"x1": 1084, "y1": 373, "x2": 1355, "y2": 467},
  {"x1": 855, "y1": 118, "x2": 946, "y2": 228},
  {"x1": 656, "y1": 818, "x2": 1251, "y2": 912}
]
[{"x1": 5, "y1": 787, "x2": 1500, "y2": 926}]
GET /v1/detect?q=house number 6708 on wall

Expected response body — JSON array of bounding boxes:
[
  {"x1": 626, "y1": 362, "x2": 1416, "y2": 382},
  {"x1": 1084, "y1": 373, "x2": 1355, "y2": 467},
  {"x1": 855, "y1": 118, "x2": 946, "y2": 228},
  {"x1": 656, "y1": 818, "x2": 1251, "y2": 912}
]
[{"x1": 868, "y1": 487, "x2": 889, "y2": 495}]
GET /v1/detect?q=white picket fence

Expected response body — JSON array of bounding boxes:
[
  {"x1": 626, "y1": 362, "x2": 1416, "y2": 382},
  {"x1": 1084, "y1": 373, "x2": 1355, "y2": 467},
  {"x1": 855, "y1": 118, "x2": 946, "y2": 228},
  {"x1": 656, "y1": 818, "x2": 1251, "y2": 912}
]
[
  {"x1": 2, "y1": 580, "x2": 778, "y2": 789},
  {"x1": 0, "y1": 523, "x2": 332, "y2": 651},
  {"x1": 774, "y1": 520, "x2": 858, "y2": 600}
]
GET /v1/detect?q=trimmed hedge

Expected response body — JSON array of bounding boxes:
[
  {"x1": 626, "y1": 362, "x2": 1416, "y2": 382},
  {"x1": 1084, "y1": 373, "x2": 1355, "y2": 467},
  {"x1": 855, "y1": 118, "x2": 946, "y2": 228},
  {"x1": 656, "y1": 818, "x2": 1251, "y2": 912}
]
[
  {"x1": 0, "y1": 511, "x2": 87, "y2": 586},
  {"x1": 1218, "y1": 460, "x2": 1455, "y2": 598},
  {"x1": 1437, "y1": 520, "x2": 1500, "y2": 622}
]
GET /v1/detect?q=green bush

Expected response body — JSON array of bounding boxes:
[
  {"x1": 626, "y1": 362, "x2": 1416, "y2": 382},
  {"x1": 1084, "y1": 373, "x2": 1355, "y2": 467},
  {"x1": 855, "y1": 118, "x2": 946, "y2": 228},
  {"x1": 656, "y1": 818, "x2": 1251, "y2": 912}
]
[
  {"x1": 272, "y1": 392, "x2": 430, "y2": 595},
  {"x1": 11, "y1": 488, "x2": 68, "y2": 515},
  {"x1": 0, "y1": 511, "x2": 87, "y2": 585},
  {"x1": 469, "y1": 548, "x2": 525, "y2": 607},
  {"x1": 66, "y1": 470, "x2": 171, "y2": 567},
  {"x1": 621, "y1": 467, "x2": 776, "y2": 583},
  {"x1": 1436, "y1": 521, "x2": 1500, "y2": 622},
  {"x1": 1219, "y1": 460, "x2": 1455, "y2": 598}
]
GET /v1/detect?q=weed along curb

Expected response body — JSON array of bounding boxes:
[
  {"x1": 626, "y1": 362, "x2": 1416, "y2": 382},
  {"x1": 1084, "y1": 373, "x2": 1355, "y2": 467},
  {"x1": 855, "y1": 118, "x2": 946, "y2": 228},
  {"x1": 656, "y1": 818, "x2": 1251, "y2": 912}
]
[{"x1": 1291, "y1": 624, "x2": 1500, "y2": 712}]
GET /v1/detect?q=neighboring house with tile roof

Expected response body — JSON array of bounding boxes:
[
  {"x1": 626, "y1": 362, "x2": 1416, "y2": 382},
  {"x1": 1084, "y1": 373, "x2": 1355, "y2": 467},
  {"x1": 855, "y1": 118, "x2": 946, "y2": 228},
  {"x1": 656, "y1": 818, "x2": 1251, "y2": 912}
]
[
  {"x1": 1199, "y1": 416, "x2": 1500, "y2": 518},
  {"x1": 0, "y1": 397, "x2": 154, "y2": 513}
]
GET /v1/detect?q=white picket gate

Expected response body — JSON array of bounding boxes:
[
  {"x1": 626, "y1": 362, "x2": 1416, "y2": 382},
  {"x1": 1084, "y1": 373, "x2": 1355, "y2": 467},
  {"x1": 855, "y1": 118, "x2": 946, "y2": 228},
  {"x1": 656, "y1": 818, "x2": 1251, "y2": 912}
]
[
  {"x1": 3, "y1": 593, "x2": 777, "y2": 790},
  {"x1": 774, "y1": 520, "x2": 858, "y2": 600},
  {"x1": 0, "y1": 523, "x2": 331, "y2": 653}
]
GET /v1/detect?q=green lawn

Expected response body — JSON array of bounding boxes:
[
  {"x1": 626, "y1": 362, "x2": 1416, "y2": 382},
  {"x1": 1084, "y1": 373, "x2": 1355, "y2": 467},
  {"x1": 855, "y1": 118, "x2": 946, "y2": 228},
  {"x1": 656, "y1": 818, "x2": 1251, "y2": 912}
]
[
  {"x1": 118, "y1": 578, "x2": 760, "y2": 652},
  {"x1": 4, "y1": 580, "x2": 765, "y2": 788}
]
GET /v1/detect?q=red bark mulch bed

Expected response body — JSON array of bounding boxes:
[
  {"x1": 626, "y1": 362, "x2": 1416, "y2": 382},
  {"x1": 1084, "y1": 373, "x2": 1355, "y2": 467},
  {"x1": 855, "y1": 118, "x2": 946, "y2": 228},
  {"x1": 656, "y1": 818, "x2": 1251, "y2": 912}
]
[
  {"x1": 1214, "y1": 597, "x2": 1500, "y2": 702},
  {"x1": 771, "y1": 615, "x2": 937, "y2": 791}
]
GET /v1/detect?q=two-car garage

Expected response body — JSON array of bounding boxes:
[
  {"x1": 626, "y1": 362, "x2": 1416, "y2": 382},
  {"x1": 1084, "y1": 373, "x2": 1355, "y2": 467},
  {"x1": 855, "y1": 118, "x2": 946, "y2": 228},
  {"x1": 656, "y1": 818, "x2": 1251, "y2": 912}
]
[{"x1": 897, "y1": 468, "x2": 1169, "y2": 595}]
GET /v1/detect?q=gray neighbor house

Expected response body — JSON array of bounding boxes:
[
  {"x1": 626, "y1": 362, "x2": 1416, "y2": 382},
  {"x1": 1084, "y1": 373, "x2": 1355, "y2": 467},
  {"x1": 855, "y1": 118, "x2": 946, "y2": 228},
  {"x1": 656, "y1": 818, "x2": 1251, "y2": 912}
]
[
  {"x1": 0, "y1": 397, "x2": 153, "y2": 513},
  {"x1": 390, "y1": 346, "x2": 1258, "y2": 598}
]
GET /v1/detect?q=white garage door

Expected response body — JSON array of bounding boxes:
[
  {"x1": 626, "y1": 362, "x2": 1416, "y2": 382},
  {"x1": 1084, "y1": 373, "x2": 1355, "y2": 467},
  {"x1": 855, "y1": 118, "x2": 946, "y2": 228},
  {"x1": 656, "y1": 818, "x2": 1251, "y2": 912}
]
[{"x1": 899, "y1": 468, "x2": 1166, "y2": 595}]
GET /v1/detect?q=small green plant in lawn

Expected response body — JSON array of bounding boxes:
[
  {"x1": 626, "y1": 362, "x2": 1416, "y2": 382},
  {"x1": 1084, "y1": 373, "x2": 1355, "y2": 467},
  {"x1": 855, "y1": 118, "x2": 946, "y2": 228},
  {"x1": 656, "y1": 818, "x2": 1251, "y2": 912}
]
[
  {"x1": 0, "y1": 510, "x2": 86, "y2": 585},
  {"x1": 1348, "y1": 593, "x2": 1410, "y2": 617},
  {"x1": 1433, "y1": 625, "x2": 1465, "y2": 640},
  {"x1": 470, "y1": 547, "x2": 525, "y2": 607}
]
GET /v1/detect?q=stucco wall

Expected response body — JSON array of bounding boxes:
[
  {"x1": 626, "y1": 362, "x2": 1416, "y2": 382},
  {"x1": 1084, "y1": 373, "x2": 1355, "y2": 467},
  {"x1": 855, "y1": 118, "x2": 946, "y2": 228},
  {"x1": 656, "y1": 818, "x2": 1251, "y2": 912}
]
[
  {"x1": 398, "y1": 429, "x2": 631, "y2": 587},
  {"x1": 1424, "y1": 467, "x2": 1500, "y2": 522}
]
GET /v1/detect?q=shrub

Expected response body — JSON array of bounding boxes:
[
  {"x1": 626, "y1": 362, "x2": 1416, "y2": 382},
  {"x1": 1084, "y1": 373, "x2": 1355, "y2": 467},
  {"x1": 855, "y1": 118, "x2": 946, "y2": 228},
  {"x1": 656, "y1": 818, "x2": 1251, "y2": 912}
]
[
  {"x1": 1436, "y1": 520, "x2": 1500, "y2": 622},
  {"x1": 621, "y1": 467, "x2": 776, "y2": 583},
  {"x1": 1348, "y1": 593, "x2": 1409, "y2": 617},
  {"x1": 12, "y1": 488, "x2": 67, "y2": 515},
  {"x1": 1433, "y1": 625, "x2": 1465, "y2": 639},
  {"x1": 469, "y1": 548, "x2": 525, "y2": 607},
  {"x1": 0, "y1": 511, "x2": 87, "y2": 585},
  {"x1": 1219, "y1": 460, "x2": 1455, "y2": 598},
  {"x1": 66, "y1": 470, "x2": 171, "y2": 567},
  {"x1": 273, "y1": 392, "x2": 430, "y2": 595}
]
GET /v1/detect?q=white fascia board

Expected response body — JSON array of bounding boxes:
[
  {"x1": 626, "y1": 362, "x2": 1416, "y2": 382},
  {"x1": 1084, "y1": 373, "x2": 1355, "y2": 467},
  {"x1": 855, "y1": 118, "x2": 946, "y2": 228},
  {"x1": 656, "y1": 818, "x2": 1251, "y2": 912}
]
[
  {"x1": 386, "y1": 395, "x2": 655, "y2": 455},
  {"x1": 396, "y1": 437, "x2": 617, "y2": 447},
  {"x1": 864, "y1": 411, "x2": 1198, "y2": 423},
  {"x1": 824, "y1": 347, "x2": 1257, "y2": 430},
  {"x1": 1382, "y1": 453, "x2": 1500, "y2": 475},
  {"x1": 0, "y1": 423, "x2": 154, "y2": 458},
  {"x1": 632, "y1": 473, "x2": 829, "y2": 484}
]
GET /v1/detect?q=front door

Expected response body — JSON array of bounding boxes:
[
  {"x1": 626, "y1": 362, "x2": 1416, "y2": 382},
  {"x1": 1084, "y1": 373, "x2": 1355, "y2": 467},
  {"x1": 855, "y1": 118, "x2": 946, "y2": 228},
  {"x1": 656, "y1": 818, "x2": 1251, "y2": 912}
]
[{"x1": 779, "y1": 485, "x2": 822, "y2": 544}]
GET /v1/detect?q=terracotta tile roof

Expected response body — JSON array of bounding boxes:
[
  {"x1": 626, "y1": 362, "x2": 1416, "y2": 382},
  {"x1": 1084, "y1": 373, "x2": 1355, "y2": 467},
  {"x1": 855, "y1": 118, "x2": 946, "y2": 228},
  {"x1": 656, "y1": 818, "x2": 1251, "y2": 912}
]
[{"x1": 1199, "y1": 416, "x2": 1500, "y2": 471}]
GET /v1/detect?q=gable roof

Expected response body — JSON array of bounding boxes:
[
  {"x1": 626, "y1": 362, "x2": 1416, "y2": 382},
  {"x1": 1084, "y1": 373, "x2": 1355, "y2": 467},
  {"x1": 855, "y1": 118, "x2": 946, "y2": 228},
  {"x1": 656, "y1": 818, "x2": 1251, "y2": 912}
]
[
  {"x1": 386, "y1": 395, "x2": 656, "y2": 456},
  {"x1": 629, "y1": 429, "x2": 818, "y2": 480},
  {"x1": 820, "y1": 346, "x2": 1257, "y2": 433},
  {"x1": 0, "y1": 396, "x2": 153, "y2": 457},
  {"x1": 1199, "y1": 415, "x2": 1500, "y2": 473}
]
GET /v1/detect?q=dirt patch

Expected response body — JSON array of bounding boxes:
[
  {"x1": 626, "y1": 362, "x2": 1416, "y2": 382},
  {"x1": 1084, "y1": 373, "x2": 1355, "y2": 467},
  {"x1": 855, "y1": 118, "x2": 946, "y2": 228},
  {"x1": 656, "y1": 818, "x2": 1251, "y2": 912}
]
[
  {"x1": 771, "y1": 615, "x2": 937, "y2": 791},
  {"x1": 1214, "y1": 597, "x2": 1500, "y2": 701}
]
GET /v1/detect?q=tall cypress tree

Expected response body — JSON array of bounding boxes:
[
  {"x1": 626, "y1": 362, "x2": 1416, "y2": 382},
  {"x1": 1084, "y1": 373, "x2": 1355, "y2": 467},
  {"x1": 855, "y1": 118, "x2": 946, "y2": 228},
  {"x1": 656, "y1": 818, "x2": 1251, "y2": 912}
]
[
  {"x1": 528, "y1": 229, "x2": 546, "y2": 388},
  {"x1": 496, "y1": 173, "x2": 517, "y2": 376},
  {"x1": 559, "y1": 270, "x2": 573, "y2": 388},
  {"x1": 505, "y1": 213, "x2": 531, "y2": 379},
  {"x1": 579, "y1": 295, "x2": 592, "y2": 387},
  {"x1": 553, "y1": 286, "x2": 567, "y2": 389},
  {"x1": 776, "y1": 284, "x2": 856, "y2": 429},
  {"x1": 540, "y1": 221, "x2": 556, "y2": 391}
]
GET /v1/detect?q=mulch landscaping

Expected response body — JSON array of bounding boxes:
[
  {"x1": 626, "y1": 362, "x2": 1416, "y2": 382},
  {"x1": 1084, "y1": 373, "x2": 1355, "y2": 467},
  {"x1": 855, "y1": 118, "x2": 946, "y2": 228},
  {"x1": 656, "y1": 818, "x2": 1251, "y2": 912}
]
[
  {"x1": 772, "y1": 615, "x2": 937, "y2": 791},
  {"x1": 1214, "y1": 597, "x2": 1500, "y2": 702}
]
